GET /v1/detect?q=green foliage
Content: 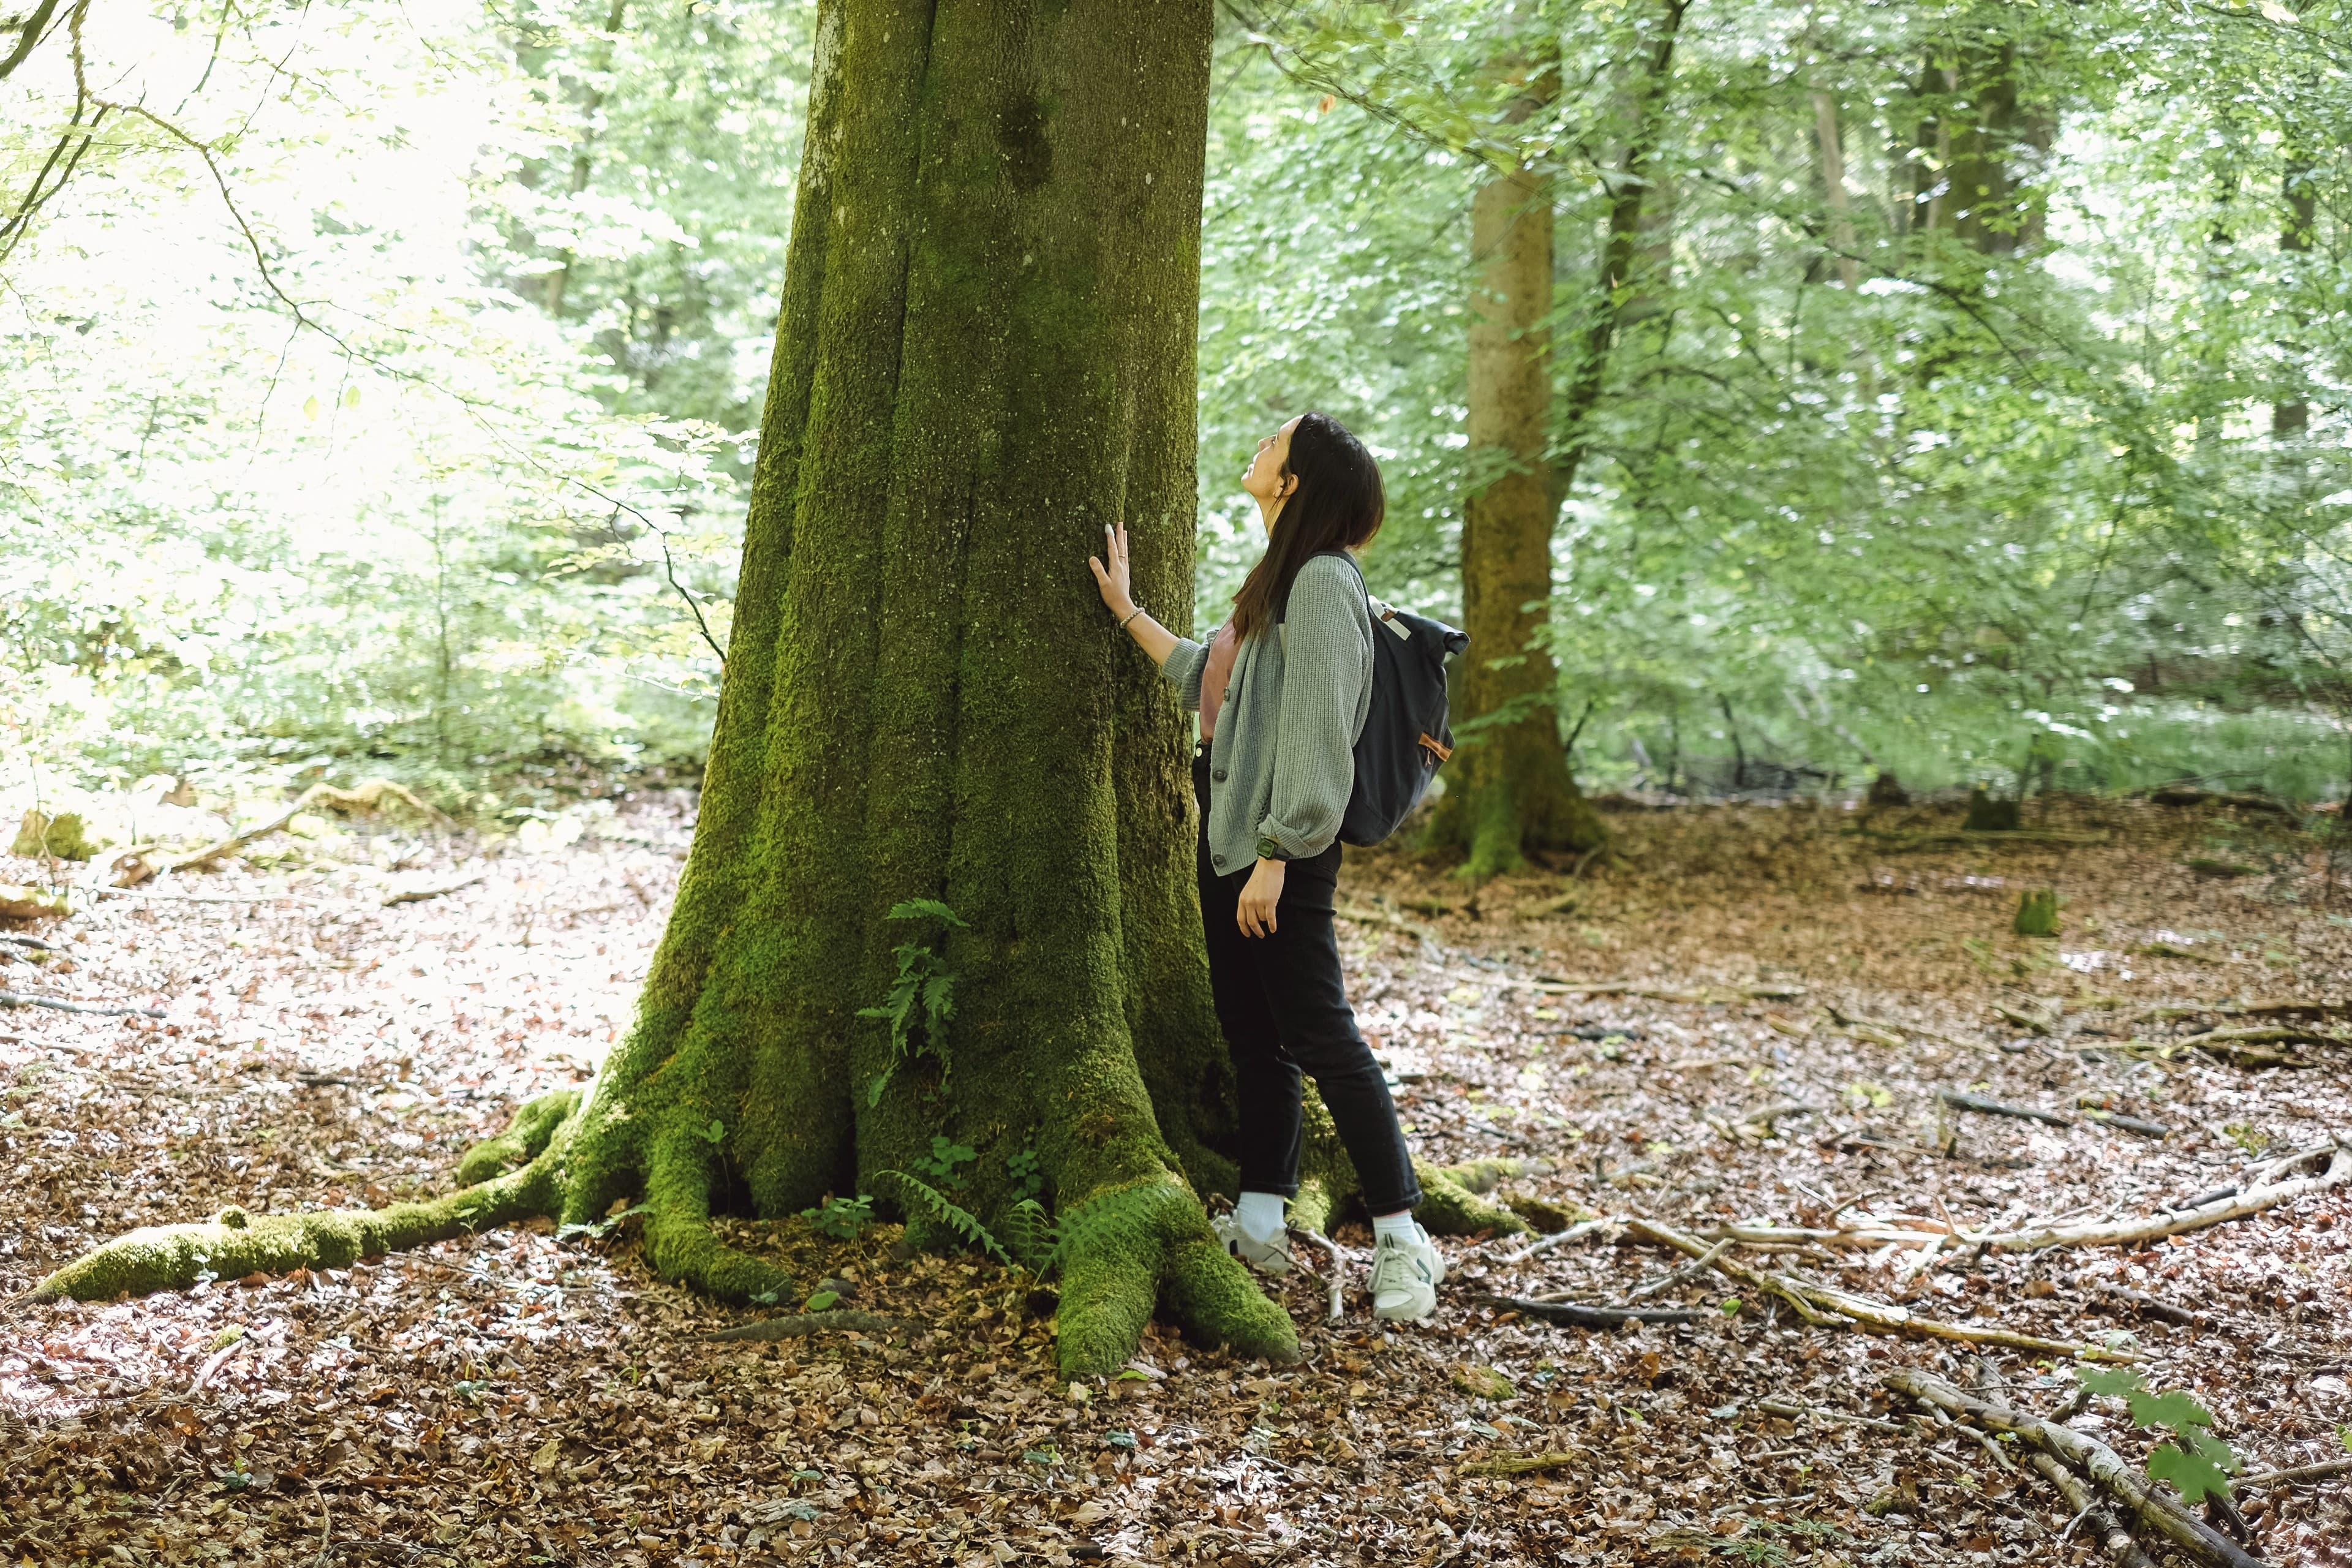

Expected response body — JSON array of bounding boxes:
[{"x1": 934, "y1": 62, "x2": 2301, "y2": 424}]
[
  {"x1": 856, "y1": 902, "x2": 968, "y2": 1108},
  {"x1": 797, "y1": 1194, "x2": 875, "y2": 1242},
  {"x1": 913, "y1": 1136, "x2": 978, "y2": 1190},
  {"x1": 879, "y1": 1170, "x2": 1012, "y2": 1269},
  {"x1": 802, "y1": 1289, "x2": 839, "y2": 1313},
  {"x1": 2076, "y1": 1365, "x2": 2242, "y2": 1504}
]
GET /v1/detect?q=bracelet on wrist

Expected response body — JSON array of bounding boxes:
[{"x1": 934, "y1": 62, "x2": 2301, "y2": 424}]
[{"x1": 1117, "y1": 605, "x2": 1146, "y2": 631}]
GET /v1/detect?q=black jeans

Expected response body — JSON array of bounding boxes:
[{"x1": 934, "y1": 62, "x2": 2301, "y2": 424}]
[{"x1": 1193, "y1": 744, "x2": 1422, "y2": 1216}]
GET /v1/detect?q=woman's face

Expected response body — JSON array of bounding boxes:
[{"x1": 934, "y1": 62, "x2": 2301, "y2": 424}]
[{"x1": 1241, "y1": 416, "x2": 1303, "y2": 533}]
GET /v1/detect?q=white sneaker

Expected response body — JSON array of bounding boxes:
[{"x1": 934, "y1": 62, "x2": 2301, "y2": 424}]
[
  {"x1": 1368, "y1": 1221, "x2": 1444, "y2": 1322},
  {"x1": 1210, "y1": 1212, "x2": 1293, "y2": 1277}
]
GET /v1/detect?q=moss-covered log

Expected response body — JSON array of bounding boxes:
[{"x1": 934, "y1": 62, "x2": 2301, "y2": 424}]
[{"x1": 42, "y1": 0, "x2": 1335, "y2": 1377}]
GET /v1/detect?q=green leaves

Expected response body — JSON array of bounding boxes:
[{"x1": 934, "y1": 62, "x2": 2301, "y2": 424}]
[
  {"x1": 2076, "y1": 1365, "x2": 2240, "y2": 1503},
  {"x1": 798, "y1": 1193, "x2": 875, "y2": 1241},
  {"x1": 802, "y1": 1289, "x2": 839, "y2": 1313},
  {"x1": 881, "y1": 1169, "x2": 1012, "y2": 1268},
  {"x1": 859, "y1": 902, "x2": 965, "y2": 1108}
]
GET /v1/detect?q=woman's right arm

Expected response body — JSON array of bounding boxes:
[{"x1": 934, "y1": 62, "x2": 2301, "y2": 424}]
[{"x1": 1090, "y1": 522, "x2": 1204, "y2": 707}]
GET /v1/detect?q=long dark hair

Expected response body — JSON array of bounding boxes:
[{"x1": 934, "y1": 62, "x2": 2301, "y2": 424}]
[{"x1": 1228, "y1": 412, "x2": 1385, "y2": 643}]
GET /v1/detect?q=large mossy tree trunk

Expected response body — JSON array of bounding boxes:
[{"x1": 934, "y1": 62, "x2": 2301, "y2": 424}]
[
  {"x1": 39, "y1": 0, "x2": 1537, "y2": 1374},
  {"x1": 40, "y1": 0, "x2": 1286, "y2": 1379}
]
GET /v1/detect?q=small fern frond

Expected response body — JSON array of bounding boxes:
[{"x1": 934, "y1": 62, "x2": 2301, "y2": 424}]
[
  {"x1": 881, "y1": 1169, "x2": 1012, "y2": 1267},
  {"x1": 1036, "y1": 1183, "x2": 1182, "y2": 1280}
]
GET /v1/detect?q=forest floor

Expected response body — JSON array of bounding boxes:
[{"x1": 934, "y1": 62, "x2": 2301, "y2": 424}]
[{"x1": 2, "y1": 787, "x2": 2350, "y2": 1568}]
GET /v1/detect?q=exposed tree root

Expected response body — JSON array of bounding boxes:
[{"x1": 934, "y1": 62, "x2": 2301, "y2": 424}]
[
  {"x1": 1054, "y1": 1179, "x2": 1297, "y2": 1375},
  {"x1": 31, "y1": 1133, "x2": 567, "y2": 1302},
  {"x1": 452, "y1": 1088, "x2": 579, "y2": 1185}
]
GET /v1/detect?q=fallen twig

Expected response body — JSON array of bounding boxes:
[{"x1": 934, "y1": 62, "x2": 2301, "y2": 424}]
[
  {"x1": 1890, "y1": 1370, "x2": 2263, "y2": 1568},
  {"x1": 1627, "y1": 1218, "x2": 2136, "y2": 1360},
  {"x1": 2094, "y1": 1283, "x2": 2199, "y2": 1327},
  {"x1": 1751, "y1": 1397, "x2": 1908, "y2": 1434},
  {"x1": 1626, "y1": 1238, "x2": 1730, "y2": 1300},
  {"x1": 699, "y1": 1311, "x2": 903, "y2": 1342},
  {"x1": 2238, "y1": 1456, "x2": 2352, "y2": 1490},
  {"x1": 2078, "y1": 1108, "x2": 2169, "y2": 1139},
  {"x1": 170, "y1": 780, "x2": 447, "y2": 874},
  {"x1": 1494, "y1": 1215, "x2": 1617, "y2": 1265},
  {"x1": 1827, "y1": 1003, "x2": 1984, "y2": 1054},
  {"x1": 380, "y1": 872, "x2": 485, "y2": 908},
  {"x1": 1475, "y1": 1294, "x2": 1708, "y2": 1328},
  {"x1": 1300, "y1": 1230, "x2": 1346, "y2": 1323},
  {"x1": 2135, "y1": 998, "x2": 2348, "y2": 1023},
  {"x1": 0, "y1": 990, "x2": 164, "y2": 1019},
  {"x1": 1937, "y1": 1089, "x2": 2073, "y2": 1128},
  {"x1": 85, "y1": 886, "x2": 332, "y2": 907}
]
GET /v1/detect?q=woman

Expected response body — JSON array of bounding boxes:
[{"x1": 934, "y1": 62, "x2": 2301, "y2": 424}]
[{"x1": 1088, "y1": 412, "x2": 1443, "y2": 1324}]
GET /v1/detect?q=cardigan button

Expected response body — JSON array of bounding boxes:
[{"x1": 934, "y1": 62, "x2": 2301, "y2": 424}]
[{"x1": 1212, "y1": 768, "x2": 1227, "y2": 782}]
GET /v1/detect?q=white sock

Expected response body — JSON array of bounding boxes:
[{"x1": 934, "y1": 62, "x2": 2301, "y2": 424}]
[
  {"x1": 1234, "y1": 1191, "x2": 1287, "y2": 1243},
  {"x1": 1371, "y1": 1210, "x2": 1419, "y2": 1245}
]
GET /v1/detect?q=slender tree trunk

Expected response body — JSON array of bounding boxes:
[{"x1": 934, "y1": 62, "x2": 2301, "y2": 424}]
[
  {"x1": 2274, "y1": 151, "x2": 2315, "y2": 440},
  {"x1": 1428, "y1": 6, "x2": 1691, "y2": 876},
  {"x1": 1811, "y1": 82, "x2": 1860, "y2": 287},
  {"x1": 541, "y1": 0, "x2": 628, "y2": 320}
]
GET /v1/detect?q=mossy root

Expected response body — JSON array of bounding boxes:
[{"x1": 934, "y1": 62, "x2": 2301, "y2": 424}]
[
  {"x1": 1413, "y1": 1156, "x2": 1531, "y2": 1237},
  {"x1": 454, "y1": 1088, "x2": 582, "y2": 1185},
  {"x1": 33, "y1": 1147, "x2": 565, "y2": 1302},
  {"x1": 1054, "y1": 1182, "x2": 1296, "y2": 1377}
]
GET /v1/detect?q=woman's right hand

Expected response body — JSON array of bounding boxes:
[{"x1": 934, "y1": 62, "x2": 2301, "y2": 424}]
[{"x1": 1088, "y1": 522, "x2": 1134, "y2": 619}]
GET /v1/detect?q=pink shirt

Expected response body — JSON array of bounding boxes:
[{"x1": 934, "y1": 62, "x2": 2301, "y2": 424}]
[{"x1": 1197, "y1": 624, "x2": 1241, "y2": 739}]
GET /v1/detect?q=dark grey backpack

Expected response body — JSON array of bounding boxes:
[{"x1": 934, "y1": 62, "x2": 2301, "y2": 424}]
[{"x1": 1286, "y1": 551, "x2": 1468, "y2": 847}]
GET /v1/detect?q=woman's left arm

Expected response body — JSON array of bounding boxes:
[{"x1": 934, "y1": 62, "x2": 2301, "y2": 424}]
[{"x1": 1256, "y1": 557, "x2": 1371, "y2": 862}]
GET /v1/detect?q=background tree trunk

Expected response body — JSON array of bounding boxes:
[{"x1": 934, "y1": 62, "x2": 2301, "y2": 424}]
[{"x1": 1426, "y1": 154, "x2": 1604, "y2": 877}]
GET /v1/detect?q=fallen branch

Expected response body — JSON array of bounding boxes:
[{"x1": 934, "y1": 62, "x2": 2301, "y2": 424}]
[
  {"x1": 0, "y1": 990, "x2": 164, "y2": 1019},
  {"x1": 1626, "y1": 1238, "x2": 1730, "y2": 1300},
  {"x1": 1889, "y1": 1370, "x2": 2263, "y2": 1568},
  {"x1": 2177, "y1": 1025, "x2": 2352, "y2": 1053},
  {"x1": 1827, "y1": 1003, "x2": 1983, "y2": 1054},
  {"x1": 1475, "y1": 1294, "x2": 1708, "y2": 1328},
  {"x1": 85, "y1": 886, "x2": 332, "y2": 907},
  {"x1": 1973, "y1": 1139, "x2": 2348, "y2": 1251},
  {"x1": 380, "y1": 872, "x2": 485, "y2": 908},
  {"x1": 2238, "y1": 1457, "x2": 2352, "y2": 1490},
  {"x1": 170, "y1": 781, "x2": 447, "y2": 875},
  {"x1": 2027, "y1": 1450, "x2": 2160, "y2": 1568},
  {"x1": 699, "y1": 1311, "x2": 904, "y2": 1342},
  {"x1": 1937, "y1": 1089, "x2": 2073, "y2": 1128},
  {"x1": 1627, "y1": 1218, "x2": 2136, "y2": 1360}
]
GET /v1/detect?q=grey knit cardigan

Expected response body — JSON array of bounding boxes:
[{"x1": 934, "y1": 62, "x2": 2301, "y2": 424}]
[{"x1": 1160, "y1": 552, "x2": 1374, "y2": 876}]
